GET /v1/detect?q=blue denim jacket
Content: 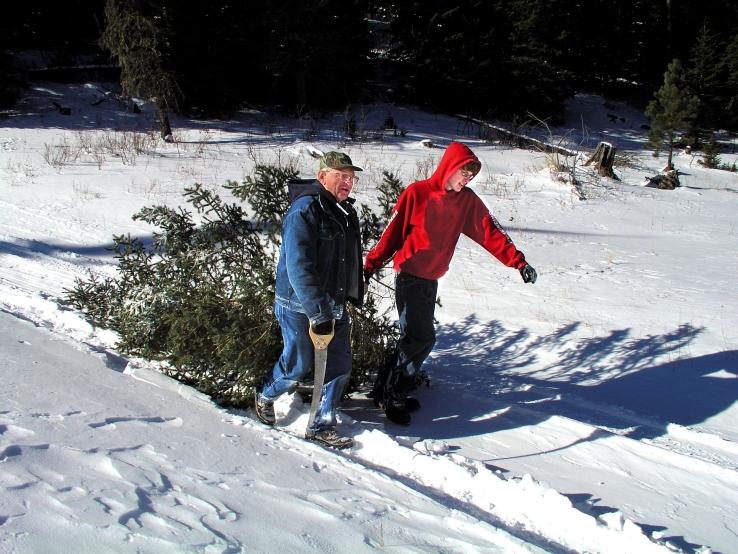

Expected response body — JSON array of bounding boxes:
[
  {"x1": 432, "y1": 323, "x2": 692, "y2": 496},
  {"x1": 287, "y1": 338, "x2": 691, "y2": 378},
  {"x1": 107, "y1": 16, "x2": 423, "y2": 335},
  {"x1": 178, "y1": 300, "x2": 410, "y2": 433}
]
[{"x1": 274, "y1": 179, "x2": 364, "y2": 324}]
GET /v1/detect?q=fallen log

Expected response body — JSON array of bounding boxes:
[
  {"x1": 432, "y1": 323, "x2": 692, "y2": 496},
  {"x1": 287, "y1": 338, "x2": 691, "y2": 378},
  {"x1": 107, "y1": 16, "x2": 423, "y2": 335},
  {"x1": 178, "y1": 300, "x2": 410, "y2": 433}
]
[{"x1": 456, "y1": 114, "x2": 577, "y2": 157}]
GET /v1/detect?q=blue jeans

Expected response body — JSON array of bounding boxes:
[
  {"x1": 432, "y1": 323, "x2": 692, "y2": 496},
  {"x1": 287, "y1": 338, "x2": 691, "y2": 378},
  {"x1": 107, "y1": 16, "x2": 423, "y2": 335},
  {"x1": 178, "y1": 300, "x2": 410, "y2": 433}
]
[
  {"x1": 381, "y1": 272, "x2": 437, "y2": 401},
  {"x1": 260, "y1": 304, "x2": 352, "y2": 431}
]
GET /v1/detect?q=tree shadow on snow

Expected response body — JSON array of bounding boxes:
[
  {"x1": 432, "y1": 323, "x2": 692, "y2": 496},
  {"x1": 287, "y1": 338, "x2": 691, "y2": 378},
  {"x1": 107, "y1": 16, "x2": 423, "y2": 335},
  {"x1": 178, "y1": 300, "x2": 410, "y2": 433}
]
[
  {"x1": 396, "y1": 316, "x2": 735, "y2": 552},
  {"x1": 408, "y1": 315, "x2": 737, "y2": 445},
  {"x1": 0, "y1": 237, "x2": 121, "y2": 263}
]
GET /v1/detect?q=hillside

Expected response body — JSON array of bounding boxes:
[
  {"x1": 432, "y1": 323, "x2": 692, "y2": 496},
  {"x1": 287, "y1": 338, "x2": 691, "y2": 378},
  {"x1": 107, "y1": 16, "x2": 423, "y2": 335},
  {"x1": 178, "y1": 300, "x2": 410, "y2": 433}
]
[{"x1": 1, "y1": 83, "x2": 737, "y2": 553}]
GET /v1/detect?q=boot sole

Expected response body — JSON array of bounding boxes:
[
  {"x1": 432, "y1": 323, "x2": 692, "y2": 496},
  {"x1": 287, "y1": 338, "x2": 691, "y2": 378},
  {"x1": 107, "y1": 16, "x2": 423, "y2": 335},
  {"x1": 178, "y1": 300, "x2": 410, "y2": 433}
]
[{"x1": 305, "y1": 434, "x2": 354, "y2": 449}]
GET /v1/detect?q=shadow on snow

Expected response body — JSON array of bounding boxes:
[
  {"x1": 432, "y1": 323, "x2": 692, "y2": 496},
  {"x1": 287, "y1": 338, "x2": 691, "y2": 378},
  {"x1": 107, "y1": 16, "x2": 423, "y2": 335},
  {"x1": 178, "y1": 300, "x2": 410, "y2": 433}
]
[
  {"x1": 399, "y1": 315, "x2": 735, "y2": 553},
  {"x1": 417, "y1": 315, "x2": 736, "y2": 444}
]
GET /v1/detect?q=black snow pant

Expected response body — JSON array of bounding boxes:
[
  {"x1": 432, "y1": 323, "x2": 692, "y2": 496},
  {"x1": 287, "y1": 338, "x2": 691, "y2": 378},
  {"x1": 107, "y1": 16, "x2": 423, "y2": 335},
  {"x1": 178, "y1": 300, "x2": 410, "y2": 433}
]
[{"x1": 374, "y1": 272, "x2": 438, "y2": 404}]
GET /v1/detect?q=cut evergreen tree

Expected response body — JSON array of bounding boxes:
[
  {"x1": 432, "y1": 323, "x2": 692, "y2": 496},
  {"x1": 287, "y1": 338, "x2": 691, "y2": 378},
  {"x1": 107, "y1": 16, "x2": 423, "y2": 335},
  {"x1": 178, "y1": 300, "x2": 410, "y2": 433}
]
[
  {"x1": 376, "y1": 170, "x2": 405, "y2": 221},
  {"x1": 65, "y1": 183, "x2": 283, "y2": 406},
  {"x1": 65, "y1": 164, "x2": 399, "y2": 408}
]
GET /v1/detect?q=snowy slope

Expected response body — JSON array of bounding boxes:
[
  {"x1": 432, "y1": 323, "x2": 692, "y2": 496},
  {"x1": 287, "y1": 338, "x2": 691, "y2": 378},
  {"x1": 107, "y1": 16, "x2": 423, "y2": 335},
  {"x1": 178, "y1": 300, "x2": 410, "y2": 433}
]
[
  {"x1": 1, "y1": 83, "x2": 737, "y2": 553},
  {"x1": 2, "y1": 310, "x2": 549, "y2": 554}
]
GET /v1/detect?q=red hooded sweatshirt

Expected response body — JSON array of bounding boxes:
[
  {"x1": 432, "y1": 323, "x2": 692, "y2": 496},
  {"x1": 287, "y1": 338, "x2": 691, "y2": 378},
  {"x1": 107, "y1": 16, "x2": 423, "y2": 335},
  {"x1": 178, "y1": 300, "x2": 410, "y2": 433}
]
[{"x1": 364, "y1": 141, "x2": 526, "y2": 280}]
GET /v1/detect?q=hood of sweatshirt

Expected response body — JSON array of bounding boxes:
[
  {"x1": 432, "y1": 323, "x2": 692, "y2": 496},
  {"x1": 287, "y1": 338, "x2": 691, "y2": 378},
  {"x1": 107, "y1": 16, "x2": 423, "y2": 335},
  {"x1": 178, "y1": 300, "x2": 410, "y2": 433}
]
[
  {"x1": 287, "y1": 178, "x2": 325, "y2": 202},
  {"x1": 427, "y1": 141, "x2": 481, "y2": 191}
]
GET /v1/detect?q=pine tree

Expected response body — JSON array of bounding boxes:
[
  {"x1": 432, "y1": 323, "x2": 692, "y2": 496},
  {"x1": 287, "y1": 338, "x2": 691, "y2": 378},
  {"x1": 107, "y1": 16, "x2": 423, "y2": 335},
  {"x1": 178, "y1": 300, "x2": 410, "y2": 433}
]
[
  {"x1": 161, "y1": 3, "x2": 269, "y2": 117},
  {"x1": 646, "y1": 58, "x2": 699, "y2": 169},
  {"x1": 724, "y1": 31, "x2": 738, "y2": 130},
  {"x1": 699, "y1": 132, "x2": 722, "y2": 169},
  {"x1": 0, "y1": 50, "x2": 22, "y2": 109},
  {"x1": 100, "y1": 0, "x2": 182, "y2": 140},
  {"x1": 376, "y1": 170, "x2": 404, "y2": 220},
  {"x1": 591, "y1": 1, "x2": 665, "y2": 95},
  {"x1": 259, "y1": 0, "x2": 370, "y2": 113},
  {"x1": 685, "y1": 21, "x2": 725, "y2": 136},
  {"x1": 506, "y1": 0, "x2": 573, "y2": 121},
  {"x1": 387, "y1": 0, "x2": 517, "y2": 117},
  {"x1": 65, "y1": 183, "x2": 284, "y2": 405}
]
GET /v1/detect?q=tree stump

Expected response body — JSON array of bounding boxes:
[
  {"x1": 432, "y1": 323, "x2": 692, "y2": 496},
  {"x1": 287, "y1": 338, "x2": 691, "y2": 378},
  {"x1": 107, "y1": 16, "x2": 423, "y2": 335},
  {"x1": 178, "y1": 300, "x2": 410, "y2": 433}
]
[
  {"x1": 584, "y1": 141, "x2": 617, "y2": 178},
  {"x1": 646, "y1": 169, "x2": 680, "y2": 190}
]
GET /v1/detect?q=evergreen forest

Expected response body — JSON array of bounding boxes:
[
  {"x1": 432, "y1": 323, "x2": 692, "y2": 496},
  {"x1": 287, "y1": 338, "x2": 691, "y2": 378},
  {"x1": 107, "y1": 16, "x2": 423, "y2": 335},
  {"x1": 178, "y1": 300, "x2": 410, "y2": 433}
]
[{"x1": 2, "y1": 1, "x2": 738, "y2": 132}]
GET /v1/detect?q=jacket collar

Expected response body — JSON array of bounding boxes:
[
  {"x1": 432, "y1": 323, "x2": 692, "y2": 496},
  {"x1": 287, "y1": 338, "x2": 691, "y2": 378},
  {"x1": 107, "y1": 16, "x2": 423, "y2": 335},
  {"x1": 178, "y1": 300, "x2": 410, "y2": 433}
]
[{"x1": 287, "y1": 178, "x2": 355, "y2": 213}]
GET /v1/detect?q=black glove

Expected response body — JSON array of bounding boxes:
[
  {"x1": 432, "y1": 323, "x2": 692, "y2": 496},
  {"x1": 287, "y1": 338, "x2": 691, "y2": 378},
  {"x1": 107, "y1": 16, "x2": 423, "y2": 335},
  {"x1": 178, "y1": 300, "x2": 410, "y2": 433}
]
[
  {"x1": 311, "y1": 320, "x2": 334, "y2": 335},
  {"x1": 363, "y1": 269, "x2": 374, "y2": 285},
  {"x1": 520, "y1": 264, "x2": 537, "y2": 284}
]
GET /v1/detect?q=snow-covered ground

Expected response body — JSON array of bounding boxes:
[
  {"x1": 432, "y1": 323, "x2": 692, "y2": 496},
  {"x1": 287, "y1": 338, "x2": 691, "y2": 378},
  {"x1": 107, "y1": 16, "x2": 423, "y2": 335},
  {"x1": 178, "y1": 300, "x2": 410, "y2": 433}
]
[{"x1": 1, "y1": 83, "x2": 737, "y2": 553}]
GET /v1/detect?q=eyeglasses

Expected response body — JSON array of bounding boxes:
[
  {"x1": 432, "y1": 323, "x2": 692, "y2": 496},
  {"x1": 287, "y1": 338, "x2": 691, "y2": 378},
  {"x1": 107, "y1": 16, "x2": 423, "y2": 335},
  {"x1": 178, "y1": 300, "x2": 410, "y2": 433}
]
[
  {"x1": 328, "y1": 170, "x2": 359, "y2": 184},
  {"x1": 459, "y1": 170, "x2": 477, "y2": 181}
]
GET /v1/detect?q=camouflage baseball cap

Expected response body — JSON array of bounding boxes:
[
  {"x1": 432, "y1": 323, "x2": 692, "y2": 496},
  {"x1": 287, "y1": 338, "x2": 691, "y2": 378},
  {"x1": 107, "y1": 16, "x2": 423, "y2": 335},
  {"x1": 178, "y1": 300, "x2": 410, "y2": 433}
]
[{"x1": 319, "y1": 151, "x2": 363, "y2": 172}]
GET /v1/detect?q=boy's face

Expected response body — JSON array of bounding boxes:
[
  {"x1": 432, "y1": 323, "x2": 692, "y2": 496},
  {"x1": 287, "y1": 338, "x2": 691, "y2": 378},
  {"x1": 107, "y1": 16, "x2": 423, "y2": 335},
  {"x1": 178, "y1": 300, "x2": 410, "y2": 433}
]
[{"x1": 445, "y1": 168, "x2": 477, "y2": 192}]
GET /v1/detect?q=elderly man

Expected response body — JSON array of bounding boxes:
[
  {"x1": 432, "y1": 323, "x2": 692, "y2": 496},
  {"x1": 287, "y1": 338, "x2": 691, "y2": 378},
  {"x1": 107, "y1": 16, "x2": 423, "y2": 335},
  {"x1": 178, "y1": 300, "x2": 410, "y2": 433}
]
[{"x1": 255, "y1": 152, "x2": 364, "y2": 449}]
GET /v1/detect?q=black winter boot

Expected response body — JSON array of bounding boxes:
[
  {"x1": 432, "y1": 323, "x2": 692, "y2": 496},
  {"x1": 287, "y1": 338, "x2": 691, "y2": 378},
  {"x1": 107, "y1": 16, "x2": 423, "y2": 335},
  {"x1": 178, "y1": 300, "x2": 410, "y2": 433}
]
[
  {"x1": 380, "y1": 397, "x2": 411, "y2": 426},
  {"x1": 405, "y1": 397, "x2": 421, "y2": 412},
  {"x1": 371, "y1": 365, "x2": 392, "y2": 407}
]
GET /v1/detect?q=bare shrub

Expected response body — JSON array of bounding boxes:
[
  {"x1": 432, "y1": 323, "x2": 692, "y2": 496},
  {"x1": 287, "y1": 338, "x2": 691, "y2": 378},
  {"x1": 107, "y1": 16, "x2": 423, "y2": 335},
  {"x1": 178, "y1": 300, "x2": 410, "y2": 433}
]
[
  {"x1": 414, "y1": 153, "x2": 437, "y2": 181},
  {"x1": 42, "y1": 138, "x2": 81, "y2": 172},
  {"x1": 93, "y1": 130, "x2": 157, "y2": 166}
]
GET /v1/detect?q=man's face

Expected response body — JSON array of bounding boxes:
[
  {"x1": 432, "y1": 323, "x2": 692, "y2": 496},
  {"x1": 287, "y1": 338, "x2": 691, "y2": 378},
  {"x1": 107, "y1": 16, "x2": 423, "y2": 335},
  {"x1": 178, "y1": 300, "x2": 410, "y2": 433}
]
[
  {"x1": 445, "y1": 168, "x2": 477, "y2": 192},
  {"x1": 320, "y1": 168, "x2": 356, "y2": 202}
]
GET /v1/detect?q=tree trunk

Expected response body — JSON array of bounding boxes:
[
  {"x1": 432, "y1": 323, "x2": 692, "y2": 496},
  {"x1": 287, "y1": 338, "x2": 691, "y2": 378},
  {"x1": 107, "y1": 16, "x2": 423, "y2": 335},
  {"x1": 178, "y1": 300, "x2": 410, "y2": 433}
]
[
  {"x1": 584, "y1": 141, "x2": 617, "y2": 178},
  {"x1": 156, "y1": 101, "x2": 173, "y2": 142}
]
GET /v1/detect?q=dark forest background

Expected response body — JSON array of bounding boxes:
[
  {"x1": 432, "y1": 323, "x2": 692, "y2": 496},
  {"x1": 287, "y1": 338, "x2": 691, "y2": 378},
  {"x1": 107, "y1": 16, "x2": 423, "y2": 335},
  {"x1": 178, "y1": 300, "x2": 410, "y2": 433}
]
[{"x1": 2, "y1": 0, "x2": 738, "y2": 132}]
